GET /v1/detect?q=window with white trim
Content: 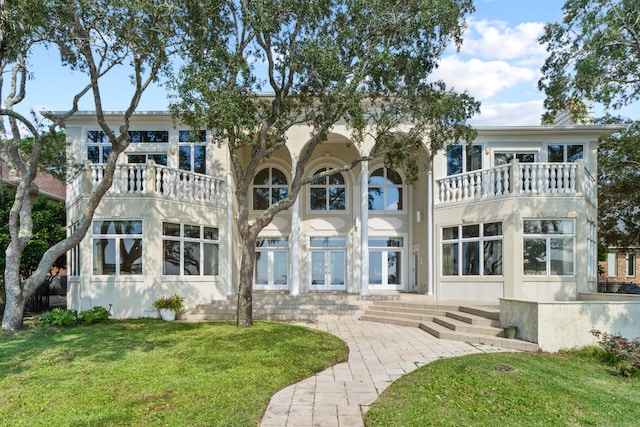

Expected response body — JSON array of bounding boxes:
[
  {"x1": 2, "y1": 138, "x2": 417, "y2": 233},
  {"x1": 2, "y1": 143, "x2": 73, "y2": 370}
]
[
  {"x1": 253, "y1": 167, "x2": 288, "y2": 210},
  {"x1": 548, "y1": 144, "x2": 584, "y2": 162},
  {"x1": 494, "y1": 151, "x2": 536, "y2": 166},
  {"x1": 369, "y1": 237, "x2": 404, "y2": 286},
  {"x1": 128, "y1": 130, "x2": 169, "y2": 143},
  {"x1": 179, "y1": 130, "x2": 207, "y2": 174},
  {"x1": 87, "y1": 131, "x2": 111, "y2": 164},
  {"x1": 523, "y1": 219, "x2": 575, "y2": 276},
  {"x1": 447, "y1": 144, "x2": 482, "y2": 175},
  {"x1": 607, "y1": 253, "x2": 617, "y2": 277},
  {"x1": 162, "y1": 222, "x2": 219, "y2": 275},
  {"x1": 442, "y1": 222, "x2": 503, "y2": 276},
  {"x1": 92, "y1": 220, "x2": 143, "y2": 275},
  {"x1": 255, "y1": 238, "x2": 289, "y2": 287},
  {"x1": 368, "y1": 167, "x2": 403, "y2": 210},
  {"x1": 310, "y1": 168, "x2": 346, "y2": 211}
]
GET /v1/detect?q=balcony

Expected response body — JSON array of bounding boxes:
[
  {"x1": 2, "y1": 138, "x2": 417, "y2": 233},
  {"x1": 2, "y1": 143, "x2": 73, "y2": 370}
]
[
  {"x1": 435, "y1": 160, "x2": 595, "y2": 205},
  {"x1": 68, "y1": 161, "x2": 226, "y2": 207}
]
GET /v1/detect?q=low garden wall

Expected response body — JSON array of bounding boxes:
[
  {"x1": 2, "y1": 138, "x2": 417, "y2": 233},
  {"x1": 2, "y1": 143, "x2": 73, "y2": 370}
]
[{"x1": 500, "y1": 294, "x2": 640, "y2": 352}]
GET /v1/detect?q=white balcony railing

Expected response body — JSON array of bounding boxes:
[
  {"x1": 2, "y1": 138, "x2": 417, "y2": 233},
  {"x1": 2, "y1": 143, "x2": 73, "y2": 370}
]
[
  {"x1": 69, "y1": 161, "x2": 226, "y2": 207},
  {"x1": 436, "y1": 160, "x2": 594, "y2": 205}
]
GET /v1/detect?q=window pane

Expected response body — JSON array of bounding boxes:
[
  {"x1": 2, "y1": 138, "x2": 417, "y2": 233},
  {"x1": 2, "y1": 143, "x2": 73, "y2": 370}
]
[
  {"x1": 467, "y1": 146, "x2": 482, "y2": 171},
  {"x1": 388, "y1": 251, "x2": 401, "y2": 284},
  {"x1": 253, "y1": 188, "x2": 269, "y2": 210},
  {"x1": 184, "y1": 224, "x2": 200, "y2": 239},
  {"x1": 257, "y1": 238, "x2": 288, "y2": 248},
  {"x1": 368, "y1": 188, "x2": 384, "y2": 210},
  {"x1": 328, "y1": 187, "x2": 345, "y2": 210},
  {"x1": 523, "y1": 220, "x2": 541, "y2": 234},
  {"x1": 548, "y1": 145, "x2": 564, "y2": 162},
  {"x1": 517, "y1": 153, "x2": 535, "y2": 163},
  {"x1": 179, "y1": 130, "x2": 206, "y2": 142},
  {"x1": 310, "y1": 237, "x2": 346, "y2": 248},
  {"x1": 524, "y1": 238, "x2": 547, "y2": 275},
  {"x1": 462, "y1": 224, "x2": 480, "y2": 238},
  {"x1": 271, "y1": 168, "x2": 287, "y2": 185},
  {"x1": 386, "y1": 169, "x2": 402, "y2": 185},
  {"x1": 484, "y1": 222, "x2": 502, "y2": 237},
  {"x1": 462, "y1": 241, "x2": 479, "y2": 275},
  {"x1": 120, "y1": 238, "x2": 142, "y2": 275},
  {"x1": 567, "y1": 145, "x2": 583, "y2": 162},
  {"x1": 204, "y1": 227, "x2": 219, "y2": 240},
  {"x1": 183, "y1": 241, "x2": 200, "y2": 275},
  {"x1": 443, "y1": 227, "x2": 458, "y2": 240},
  {"x1": 163, "y1": 222, "x2": 181, "y2": 237},
  {"x1": 484, "y1": 240, "x2": 502, "y2": 275},
  {"x1": 447, "y1": 145, "x2": 463, "y2": 175},
  {"x1": 102, "y1": 146, "x2": 111, "y2": 163},
  {"x1": 494, "y1": 152, "x2": 513, "y2": 166},
  {"x1": 163, "y1": 240, "x2": 181, "y2": 275},
  {"x1": 179, "y1": 146, "x2": 191, "y2": 171},
  {"x1": 550, "y1": 238, "x2": 574, "y2": 275},
  {"x1": 255, "y1": 252, "x2": 268, "y2": 284},
  {"x1": 272, "y1": 187, "x2": 288, "y2": 203},
  {"x1": 310, "y1": 188, "x2": 327, "y2": 210},
  {"x1": 193, "y1": 146, "x2": 206, "y2": 174},
  {"x1": 628, "y1": 254, "x2": 636, "y2": 276},
  {"x1": 386, "y1": 187, "x2": 401, "y2": 210},
  {"x1": 329, "y1": 172, "x2": 345, "y2": 185},
  {"x1": 88, "y1": 146, "x2": 100, "y2": 163},
  {"x1": 88, "y1": 130, "x2": 107, "y2": 143},
  {"x1": 203, "y1": 243, "x2": 219, "y2": 275},
  {"x1": 128, "y1": 154, "x2": 146, "y2": 164},
  {"x1": 93, "y1": 239, "x2": 115, "y2": 275},
  {"x1": 369, "y1": 251, "x2": 383, "y2": 284},
  {"x1": 442, "y1": 243, "x2": 458, "y2": 276},
  {"x1": 368, "y1": 168, "x2": 385, "y2": 185},
  {"x1": 254, "y1": 169, "x2": 270, "y2": 185},
  {"x1": 273, "y1": 251, "x2": 288, "y2": 284}
]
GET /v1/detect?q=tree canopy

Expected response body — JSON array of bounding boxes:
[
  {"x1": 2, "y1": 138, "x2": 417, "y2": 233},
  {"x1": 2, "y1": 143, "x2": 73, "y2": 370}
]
[
  {"x1": 538, "y1": 0, "x2": 640, "y2": 123},
  {"x1": 170, "y1": 0, "x2": 480, "y2": 326}
]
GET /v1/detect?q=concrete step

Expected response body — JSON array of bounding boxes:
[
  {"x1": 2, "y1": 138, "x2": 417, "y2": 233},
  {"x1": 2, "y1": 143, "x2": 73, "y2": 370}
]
[
  {"x1": 363, "y1": 309, "x2": 436, "y2": 322},
  {"x1": 360, "y1": 314, "x2": 422, "y2": 328},
  {"x1": 445, "y1": 310, "x2": 501, "y2": 327},
  {"x1": 460, "y1": 305, "x2": 500, "y2": 321},
  {"x1": 419, "y1": 321, "x2": 539, "y2": 352},
  {"x1": 369, "y1": 300, "x2": 462, "y2": 312},
  {"x1": 433, "y1": 316, "x2": 503, "y2": 336},
  {"x1": 362, "y1": 305, "x2": 449, "y2": 317}
]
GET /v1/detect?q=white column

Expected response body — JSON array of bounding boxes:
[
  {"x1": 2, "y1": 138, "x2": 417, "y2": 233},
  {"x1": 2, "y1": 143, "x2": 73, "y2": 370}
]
[
  {"x1": 427, "y1": 171, "x2": 434, "y2": 296},
  {"x1": 360, "y1": 161, "x2": 369, "y2": 296},
  {"x1": 226, "y1": 172, "x2": 234, "y2": 297},
  {"x1": 290, "y1": 156, "x2": 300, "y2": 296}
]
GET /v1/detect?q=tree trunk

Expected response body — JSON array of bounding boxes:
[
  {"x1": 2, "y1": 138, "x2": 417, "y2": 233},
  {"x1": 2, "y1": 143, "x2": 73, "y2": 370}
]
[
  {"x1": 237, "y1": 233, "x2": 257, "y2": 327},
  {"x1": 1, "y1": 276, "x2": 26, "y2": 331}
]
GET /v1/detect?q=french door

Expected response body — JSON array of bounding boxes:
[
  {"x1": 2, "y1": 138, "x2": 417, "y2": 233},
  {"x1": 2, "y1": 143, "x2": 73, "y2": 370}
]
[{"x1": 309, "y1": 237, "x2": 347, "y2": 291}]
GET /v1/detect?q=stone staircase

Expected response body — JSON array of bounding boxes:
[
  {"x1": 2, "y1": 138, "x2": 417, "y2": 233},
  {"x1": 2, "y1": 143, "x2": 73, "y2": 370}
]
[
  {"x1": 361, "y1": 300, "x2": 539, "y2": 352},
  {"x1": 181, "y1": 292, "x2": 396, "y2": 322}
]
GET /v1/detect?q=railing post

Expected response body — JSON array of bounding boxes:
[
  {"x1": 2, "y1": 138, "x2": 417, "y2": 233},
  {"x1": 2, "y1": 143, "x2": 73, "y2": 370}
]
[
  {"x1": 511, "y1": 159, "x2": 519, "y2": 194},
  {"x1": 146, "y1": 160, "x2": 156, "y2": 194}
]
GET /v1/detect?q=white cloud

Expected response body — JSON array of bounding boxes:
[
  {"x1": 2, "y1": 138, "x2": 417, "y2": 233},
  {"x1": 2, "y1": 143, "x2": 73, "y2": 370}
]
[
  {"x1": 431, "y1": 56, "x2": 537, "y2": 99},
  {"x1": 461, "y1": 19, "x2": 547, "y2": 63},
  {"x1": 469, "y1": 100, "x2": 545, "y2": 126}
]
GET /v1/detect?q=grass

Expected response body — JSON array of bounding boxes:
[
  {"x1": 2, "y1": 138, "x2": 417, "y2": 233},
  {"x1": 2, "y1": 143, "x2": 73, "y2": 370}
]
[
  {"x1": 0, "y1": 319, "x2": 348, "y2": 426},
  {"x1": 365, "y1": 348, "x2": 640, "y2": 427}
]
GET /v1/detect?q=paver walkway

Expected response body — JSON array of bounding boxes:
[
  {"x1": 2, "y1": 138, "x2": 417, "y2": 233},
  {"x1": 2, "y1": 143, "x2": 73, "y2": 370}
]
[{"x1": 260, "y1": 317, "x2": 510, "y2": 427}]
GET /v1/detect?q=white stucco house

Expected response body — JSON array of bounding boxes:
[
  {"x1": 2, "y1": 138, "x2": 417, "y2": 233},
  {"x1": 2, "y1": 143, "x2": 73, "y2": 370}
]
[{"x1": 64, "y1": 111, "x2": 617, "y2": 320}]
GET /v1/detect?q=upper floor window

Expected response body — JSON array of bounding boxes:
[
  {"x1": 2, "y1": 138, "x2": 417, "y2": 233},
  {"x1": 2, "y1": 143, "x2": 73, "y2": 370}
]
[
  {"x1": 368, "y1": 167, "x2": 403, "y2": 211},
  {"x1": 87, "y1": 130, "x2": 111, "y2": 164},
  {"x1": 494, "y1": 152, "x2": 536, "y2": 166},
  {"x1": 548, "y1": 144, "x2": 583, "y2": 162},
  {"x1": 128, "y1": 130, "x2": 169, "y2": 143},
  {"x1": 447, "y1": 144, "x2": 482, "y2": 175},
  {"x1": 253, "y1": 167, "x2": 288, "y2": 210},
  {"x1": 310, "y1": 168, "x2": 346, "y2": 211},
  {"x1": 92, "y1": 220, "x2": 143, "y2": 276},
  {"x1": 523, "y1": 219, "x2": 575, "y2": 276},
  {"x1": 128, "y1": 153, "x2": 168, "y2": 166},
  {"x1": 179, "y1": 130, "x2": 207, "y2": 174},
  {"x1": 162, "y1": 222, "x2": 219, "y2": 276}
]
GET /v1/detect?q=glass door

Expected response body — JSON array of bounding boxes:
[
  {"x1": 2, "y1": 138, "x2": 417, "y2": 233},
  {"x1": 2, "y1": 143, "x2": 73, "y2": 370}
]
[{"x1": 309, "y1": 237, "x2": 347, "y2": 291}]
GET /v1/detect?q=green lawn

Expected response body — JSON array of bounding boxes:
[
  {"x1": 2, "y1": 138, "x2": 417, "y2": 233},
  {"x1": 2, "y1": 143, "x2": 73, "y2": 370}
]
[
  {"x1": 0, "y1": 320, "x2": 348, "y2": 426},
  {"x1": 366, "y1": 348, "x2": 640, "y2": 427}
]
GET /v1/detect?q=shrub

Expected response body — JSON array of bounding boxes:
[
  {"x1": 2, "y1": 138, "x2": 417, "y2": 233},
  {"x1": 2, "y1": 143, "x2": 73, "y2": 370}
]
[
  {"x1": 153, "y1": 294, "x2": 184, "y2": 312},
  {"x1": 591, "y1": 329, "x2": 640, "y2": 377},
  {"x1": 37, "y1": 308, "x2": 78, "y2": 327},
  {"x1": 79, "y1": 306, "x2": 112, "y2": 324}
]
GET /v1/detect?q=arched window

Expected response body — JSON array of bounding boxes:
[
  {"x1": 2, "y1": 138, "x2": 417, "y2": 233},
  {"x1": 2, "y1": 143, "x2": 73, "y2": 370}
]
[
  {"x1": 368, "y1": 168, "x2": 403, "y2": 210},
  {"x1": 253, "y1": 167, "x2": 288, "y2": 210},
  {"x1": 310, "y1": 168, "x2": 346, "y2": 211}
]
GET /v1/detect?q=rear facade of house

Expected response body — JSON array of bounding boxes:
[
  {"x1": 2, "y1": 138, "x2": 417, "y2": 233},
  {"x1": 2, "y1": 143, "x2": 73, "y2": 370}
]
[{"x1": 64, "y1": 111, "x2": 613, "y2": 318}]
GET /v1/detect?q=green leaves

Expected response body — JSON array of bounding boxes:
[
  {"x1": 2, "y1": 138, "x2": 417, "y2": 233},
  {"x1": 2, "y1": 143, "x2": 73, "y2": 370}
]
[{"x1": 539, "y1": 0, "x2": 640, "y2": 122}]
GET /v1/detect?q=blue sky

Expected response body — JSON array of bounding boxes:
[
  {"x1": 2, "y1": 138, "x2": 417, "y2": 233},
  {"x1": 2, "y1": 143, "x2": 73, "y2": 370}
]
[{"x1": 11, "y1": 1, "x2": 632, "y2": 126}]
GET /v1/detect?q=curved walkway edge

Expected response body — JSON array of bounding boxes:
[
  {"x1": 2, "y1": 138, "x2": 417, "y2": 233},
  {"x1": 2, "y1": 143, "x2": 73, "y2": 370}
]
[{"x1": 261, "y1": 317, "x2": 512, "y2": 427}]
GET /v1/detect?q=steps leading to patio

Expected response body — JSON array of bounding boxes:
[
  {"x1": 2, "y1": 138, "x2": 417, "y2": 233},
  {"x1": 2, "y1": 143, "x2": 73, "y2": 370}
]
[
  {"x1": 361, "y1": 300, "x2": 539, "y2": 352},
  {"x1": 180, "y1": 292, "x2": 397, "y2": 322}
]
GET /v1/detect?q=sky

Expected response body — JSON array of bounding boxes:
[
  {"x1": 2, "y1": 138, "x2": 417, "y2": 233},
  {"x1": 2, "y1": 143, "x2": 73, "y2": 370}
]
[{"x1": 10, "y1": 0, "x2": 634, "y2": 127}]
